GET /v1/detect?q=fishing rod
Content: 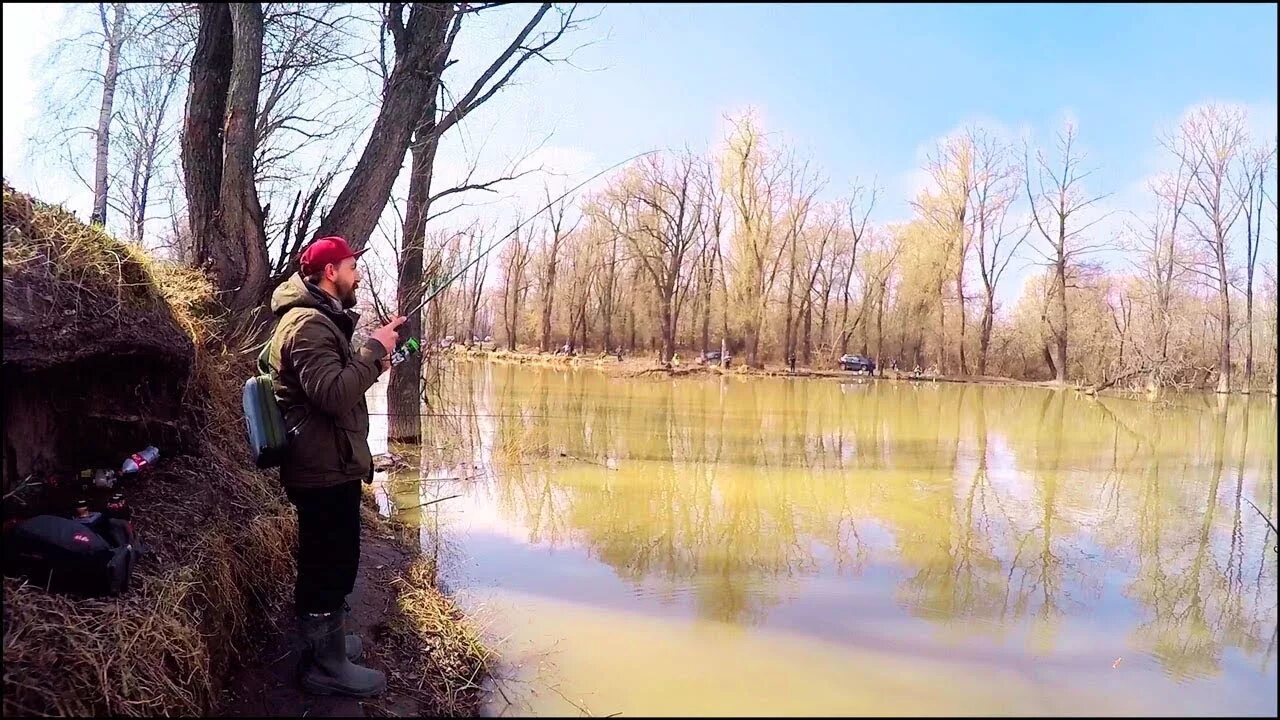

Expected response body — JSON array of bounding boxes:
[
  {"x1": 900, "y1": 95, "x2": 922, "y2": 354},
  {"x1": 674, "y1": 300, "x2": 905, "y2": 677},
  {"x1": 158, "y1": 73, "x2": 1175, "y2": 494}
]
[
  {"x1": 387, "y1": 149, "x2": 658, "y2": 333},
  {"x1": 1243, "y1": 497, "x2": 1279, "y2": 554}
]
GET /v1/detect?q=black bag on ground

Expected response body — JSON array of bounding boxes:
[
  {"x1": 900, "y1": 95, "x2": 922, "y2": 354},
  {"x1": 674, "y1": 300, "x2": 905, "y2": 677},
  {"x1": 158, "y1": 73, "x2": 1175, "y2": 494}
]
[{"x1": 4, "y1": 514, "x2": 140, "y2": 597}]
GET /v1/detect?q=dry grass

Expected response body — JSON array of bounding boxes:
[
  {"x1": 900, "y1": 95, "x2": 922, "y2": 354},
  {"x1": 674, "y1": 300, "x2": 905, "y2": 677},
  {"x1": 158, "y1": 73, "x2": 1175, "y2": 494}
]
[
  {"x1": 365, "y1": 501, "x2": 492, "y2": 718},
  {"x1": 3, "y1": 183, "x2": 169, "y2": 315},
  {"x1": 376, "y1": 560, "x2": 492, "y2": 717},
  {"x1": 2, "y1": 183, "x2": 298, "y2": 717}
]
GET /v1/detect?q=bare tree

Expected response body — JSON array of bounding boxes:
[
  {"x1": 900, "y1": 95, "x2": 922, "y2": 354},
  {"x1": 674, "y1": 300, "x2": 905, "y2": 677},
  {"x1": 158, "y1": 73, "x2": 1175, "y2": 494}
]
[
  {"x1": 915, "y1": 133, "x2": 977, "y2": 374},
  {"x1": 779, "y1": 155, "x2": 824, "y2": 366},
  {"x1": 313, "y1": 3, "x2": 585, "y2": 249},
  {"x1": 837, "y1": 181, "x2": 878, "y2": 354},
  {"x1": 34, "y1": 3, "x2": 185, "y2": 234},
  {"x1": 538, "y1": 187, "x2": 575, "y2": 351},
  {"x1": 1123, "y1": 138, "x2": 1196, "y2": 387},
  {"x1": 1025, "y1": 121, "x2": 1112, "y2": 383},
  {"x1": 797, "y1": 204, "x2": 840, "y2": 365},
  {"x1": 1171, "y1": 105, "x2": 1249, "y2": 394},
  {"x1": 108, "y1": 34, "x2": 187, "y2": 245},
  {"x1": 968, "y1": 129, "x2": 1027, "y2": 376},
  {"x1": 462, "y1": 229, "x2": 491, "y2": 344},
  {"x1": 604, "y1": 152, "x2": 704, "y2": 364},
  {"x1": 499, "y1": 227, "x2": 535, "y2": 350},
  {"x1": 721, "y1": 113, "x2": 795, "y2": 367},
  {"x1": 91, "y1": 3, "x2": 128, "y2": 226},
  {"x1": 1233, "y1": 143, "x2": 1274, "y2": 392}
]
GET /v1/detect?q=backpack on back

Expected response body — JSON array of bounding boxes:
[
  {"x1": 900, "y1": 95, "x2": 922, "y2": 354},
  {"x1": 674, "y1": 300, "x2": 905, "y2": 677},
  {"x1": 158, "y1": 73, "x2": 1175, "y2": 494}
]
[{"x1": 242, "y1": 341, "x2": 288, "y2": 469}]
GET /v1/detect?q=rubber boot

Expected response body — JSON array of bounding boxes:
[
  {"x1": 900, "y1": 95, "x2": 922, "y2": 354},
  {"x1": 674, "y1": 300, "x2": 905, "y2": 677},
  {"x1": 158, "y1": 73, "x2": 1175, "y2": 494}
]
[
  {"x1": 343, "y1": 601, "x2": 363, "y2": 661},
  {"x1": 298, "y1": 612, "x2": 362, "y2": 663},
  {"x1": 300, "y1": 611, "x2": 386, "y2": 697}
]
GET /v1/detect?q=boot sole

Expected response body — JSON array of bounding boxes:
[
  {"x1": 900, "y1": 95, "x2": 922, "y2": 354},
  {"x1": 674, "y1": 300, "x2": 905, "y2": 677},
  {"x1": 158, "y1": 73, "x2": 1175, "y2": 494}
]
[{"x1": 301, "y1": 673, "x2": 386, "y2": 698}]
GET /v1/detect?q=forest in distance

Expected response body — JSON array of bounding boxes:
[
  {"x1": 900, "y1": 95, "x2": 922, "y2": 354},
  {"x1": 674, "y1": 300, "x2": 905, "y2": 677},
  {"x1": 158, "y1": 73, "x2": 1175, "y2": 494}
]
[{"x1": 411, "y1": 107, "x2": 1277, "y2": 395}]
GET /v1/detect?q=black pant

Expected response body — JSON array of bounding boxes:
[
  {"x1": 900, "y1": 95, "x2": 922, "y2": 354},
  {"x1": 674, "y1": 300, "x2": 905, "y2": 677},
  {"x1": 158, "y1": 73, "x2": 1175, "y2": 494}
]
[{"x1": 285, "y1": 480, "x2": 362, "y2": 615}]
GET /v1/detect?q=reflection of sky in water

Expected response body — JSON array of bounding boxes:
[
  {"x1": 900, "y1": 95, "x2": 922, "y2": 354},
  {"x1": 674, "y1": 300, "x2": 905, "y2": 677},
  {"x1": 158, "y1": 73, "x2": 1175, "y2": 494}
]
[{"x1": 368, "y1": 366, "x2": 1279, "y2": 717}]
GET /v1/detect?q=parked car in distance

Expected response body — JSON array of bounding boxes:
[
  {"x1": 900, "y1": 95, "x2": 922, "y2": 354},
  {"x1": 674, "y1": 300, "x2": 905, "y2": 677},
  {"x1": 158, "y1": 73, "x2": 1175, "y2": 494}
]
[
  {"x1": 702, "y1": 350, "x2": 722, "y2": 362},
  {"x1": 838, "y1": 354, "x2": 876, "y2": 373}
]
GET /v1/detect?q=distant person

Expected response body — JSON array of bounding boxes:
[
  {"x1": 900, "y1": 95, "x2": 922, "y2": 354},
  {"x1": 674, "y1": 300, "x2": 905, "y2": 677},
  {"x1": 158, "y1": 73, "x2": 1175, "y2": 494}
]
[
  {"x1": 787, "y1": 354, "x2": 797, "y2": 372},
  {"x1": 267, "y1": 236, "x2": 400, "y2": 697}
]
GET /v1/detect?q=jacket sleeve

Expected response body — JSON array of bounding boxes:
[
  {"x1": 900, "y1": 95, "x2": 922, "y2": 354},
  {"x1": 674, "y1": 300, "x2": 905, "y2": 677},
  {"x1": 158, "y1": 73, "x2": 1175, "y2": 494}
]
[{"x1": 288, "y1": 316, "x2": 387, "y2": 417}]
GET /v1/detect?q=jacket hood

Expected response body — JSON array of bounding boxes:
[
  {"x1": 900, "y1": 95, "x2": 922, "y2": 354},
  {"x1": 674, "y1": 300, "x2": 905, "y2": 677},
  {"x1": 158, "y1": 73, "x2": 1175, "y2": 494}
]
[{"x1": 270, "y1": 273, "x2": 342, "y2": 317}]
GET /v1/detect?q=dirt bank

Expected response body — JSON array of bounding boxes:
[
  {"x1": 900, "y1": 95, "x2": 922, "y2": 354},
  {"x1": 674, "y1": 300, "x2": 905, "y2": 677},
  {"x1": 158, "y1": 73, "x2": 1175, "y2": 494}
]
[
  {"x1": 2, "y1": 183, "x2": 486, "y2": 717},
  {"x1": 217, "y1": 493, "x2": 488, "y2": 718}
]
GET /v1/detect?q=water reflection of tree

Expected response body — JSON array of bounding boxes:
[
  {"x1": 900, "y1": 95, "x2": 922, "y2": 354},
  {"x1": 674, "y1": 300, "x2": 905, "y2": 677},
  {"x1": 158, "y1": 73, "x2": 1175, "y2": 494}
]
[
  {"x1": 1121, "y1": 400, "x2": 1277, "y2": 680},
  {"x1": 446, "y1": 365, "x2": 1277, "y2": 668}
]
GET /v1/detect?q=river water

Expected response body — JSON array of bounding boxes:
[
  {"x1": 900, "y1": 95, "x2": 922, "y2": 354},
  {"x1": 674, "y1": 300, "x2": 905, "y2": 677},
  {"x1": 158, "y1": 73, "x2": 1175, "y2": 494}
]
[{"x1": 368, "y1": 362, "x2": 1278, "y2": 716}]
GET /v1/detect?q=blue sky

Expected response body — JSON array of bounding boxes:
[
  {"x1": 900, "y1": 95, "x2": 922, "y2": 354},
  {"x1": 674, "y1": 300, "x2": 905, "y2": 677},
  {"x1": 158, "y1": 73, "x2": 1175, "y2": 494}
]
[
  {"x1": 506, "y1": 3, "x2": 1278, "y2": 215},
  {"x1": 4, "y1": 3, "x2": 1277, "y2": 305}
]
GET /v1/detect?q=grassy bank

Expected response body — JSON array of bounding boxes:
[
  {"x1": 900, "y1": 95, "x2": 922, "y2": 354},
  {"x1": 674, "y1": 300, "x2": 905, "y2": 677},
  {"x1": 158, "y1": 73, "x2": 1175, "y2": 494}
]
[{"x1": 2, "y1": 184, "x2": 486, "y2": 717}]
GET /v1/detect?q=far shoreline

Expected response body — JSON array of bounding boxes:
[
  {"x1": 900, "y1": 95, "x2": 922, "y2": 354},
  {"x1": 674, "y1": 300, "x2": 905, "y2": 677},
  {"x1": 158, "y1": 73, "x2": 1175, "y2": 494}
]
[{"x1": 431, "y1": 346, "x2": 1279, "y2": 404}]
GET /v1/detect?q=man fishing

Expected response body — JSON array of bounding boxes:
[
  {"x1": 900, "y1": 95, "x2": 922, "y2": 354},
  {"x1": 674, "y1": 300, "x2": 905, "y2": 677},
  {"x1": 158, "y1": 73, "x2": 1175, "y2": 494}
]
[{"x1": 266, "y1": 235, "x2": 406, "y2": 697}]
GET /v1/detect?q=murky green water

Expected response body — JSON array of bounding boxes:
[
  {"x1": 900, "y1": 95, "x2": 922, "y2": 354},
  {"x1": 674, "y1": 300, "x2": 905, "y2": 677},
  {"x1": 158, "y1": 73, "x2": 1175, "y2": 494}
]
[{"x1": 371, "y1": 363, "x2": 1278, "y2": 717}]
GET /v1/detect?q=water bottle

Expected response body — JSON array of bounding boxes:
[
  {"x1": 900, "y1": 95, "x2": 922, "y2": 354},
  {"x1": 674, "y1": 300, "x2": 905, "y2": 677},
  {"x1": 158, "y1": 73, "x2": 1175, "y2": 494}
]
[
  {"x1": 390, "y1": 338, "x2": 421, "y2": 366},
  {"x1": 121, "y1": 446, "x2": 160, "y2": 475}
]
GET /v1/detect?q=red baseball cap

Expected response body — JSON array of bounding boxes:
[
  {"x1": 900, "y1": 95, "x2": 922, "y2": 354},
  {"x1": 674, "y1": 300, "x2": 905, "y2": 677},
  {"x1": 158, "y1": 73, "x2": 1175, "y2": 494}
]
[{"x1": 300, "y1": 236, "x2": 366, "y2": 275}]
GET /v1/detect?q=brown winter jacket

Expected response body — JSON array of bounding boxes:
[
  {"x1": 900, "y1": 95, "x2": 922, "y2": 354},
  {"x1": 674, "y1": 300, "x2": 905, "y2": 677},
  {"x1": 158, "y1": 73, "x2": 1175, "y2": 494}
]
[{"x1": 267, "y1": 274, "x2": 387, "y2": 489}]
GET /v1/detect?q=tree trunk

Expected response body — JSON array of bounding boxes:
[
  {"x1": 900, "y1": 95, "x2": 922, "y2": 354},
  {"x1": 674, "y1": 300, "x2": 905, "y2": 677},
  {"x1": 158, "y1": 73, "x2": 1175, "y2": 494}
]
[
  {"x1": 700, "y1": 280, "x2": 711, "y2": 357},
  {"x1": 218, "y1": 3, "x2": 270, "y2": 311},
  {"x1": 1043, "y1": 343, "x2": 1058, "y2": 380},
  {"x1": 540, "y1": 253, "x2": 558, "y2": 352},
  {"x1": 1054, "y1": 252, "x2": 1068, "y2": 383},
  {"x1": 181, "y1": 3, "x2": 271, "y2": 314},
  {"x1": 511, "y1": 276, "x2": 522, "y2": 351},
  {"x1": 783, "y1": 245, "x2": 797, "y2": 363},
  {"x1": 1216, "y1": 262, "x2": 1231, "y2": 394},
  {"x1": 802, "y1": 298, "x2": 813, "y2": 366},
  {"x1": 388, "y1": 109, "x2": 439, "y2": 443},
  {"x1": 181, "y1": 3, "x2": 232, "y2": 282},
  {"x1": 979, "y1": 292, "x2": 994, "y2": 376},
  {"x1": 956, "y1": 268, "x2": 968, "y2": 375},
  {"x1": 875, "y1": 283, "x2": 886, "y2": 375},
  {"x1": 313, "y1": 5, "x2": 452, "y2": 251},
  {"x1": 936, "y1": 288, "x2": 947, "y2": 374},
  {"x1": 92, "y1": 3, "x2": 126, "y2": 227},
  {"x1": 748, "y1": 313, "x2": 762, "y2": 368},
  {"x1": 839, "y1": 286, "x2": 851, "y2": 355},
  {"x1": 1244, "y1": 284, "x2": 1253, "y2": 394},
  {"x1": 659, "y1": 283, "x2": 676, "y2": 364}
]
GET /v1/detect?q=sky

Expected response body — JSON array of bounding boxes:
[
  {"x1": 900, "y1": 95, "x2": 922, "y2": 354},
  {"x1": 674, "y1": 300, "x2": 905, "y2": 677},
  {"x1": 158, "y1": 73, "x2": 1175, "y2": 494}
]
[{"x1": 3, "y1": 2, "x2": 1278, "y2": 309}]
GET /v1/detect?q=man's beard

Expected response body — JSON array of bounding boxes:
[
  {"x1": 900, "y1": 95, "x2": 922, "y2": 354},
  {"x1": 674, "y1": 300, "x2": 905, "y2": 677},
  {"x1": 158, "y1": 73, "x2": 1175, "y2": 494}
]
[{"x1": 337, "y1": 280, "x2": 359, "y2": 309}]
